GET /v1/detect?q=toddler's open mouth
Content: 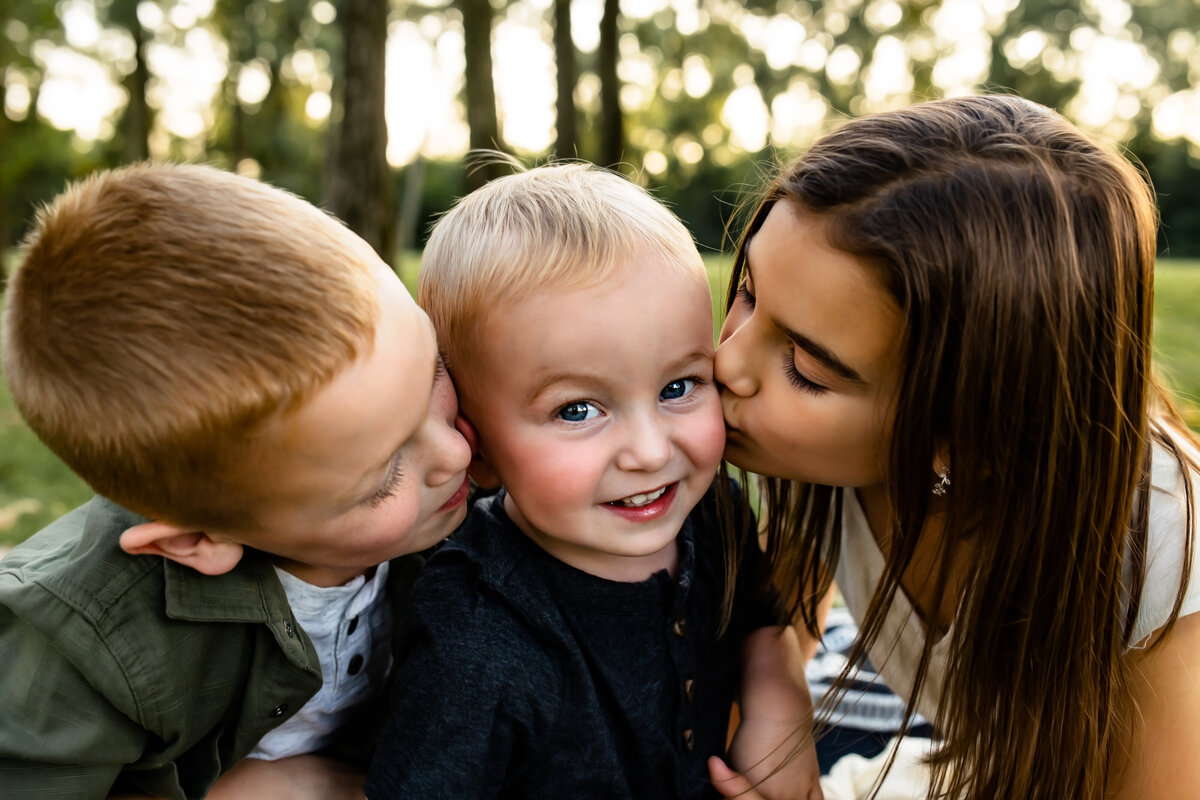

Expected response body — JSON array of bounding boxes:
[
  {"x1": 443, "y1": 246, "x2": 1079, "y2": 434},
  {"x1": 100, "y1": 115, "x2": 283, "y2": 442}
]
[{"x1": 607, "y1": 484, "x2": 672, "y2": 508}]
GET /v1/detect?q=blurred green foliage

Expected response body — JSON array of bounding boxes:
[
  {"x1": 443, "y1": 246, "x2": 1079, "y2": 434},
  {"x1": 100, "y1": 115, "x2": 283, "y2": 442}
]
[{"x1": 6, "y1": 0, "x2": 1200, "y2": 256}]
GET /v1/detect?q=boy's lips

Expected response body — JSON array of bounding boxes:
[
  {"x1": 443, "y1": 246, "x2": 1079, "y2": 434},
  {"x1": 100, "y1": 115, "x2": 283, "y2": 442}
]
[
  {"x1": 437, "y1": 475, "x2": 470, "y2": 512},
  {"x1": 602, "y1": 482, "x2": 678, "y2": 522}
]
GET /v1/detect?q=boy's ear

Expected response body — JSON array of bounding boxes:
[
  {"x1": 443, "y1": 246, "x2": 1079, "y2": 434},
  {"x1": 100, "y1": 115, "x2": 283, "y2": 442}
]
[
  {"x1": 455, "y1": 413, "x2": 501, "y2": 490},
  {"x1": 120, "y1": 521, "x2": 246, "y2": 576}
]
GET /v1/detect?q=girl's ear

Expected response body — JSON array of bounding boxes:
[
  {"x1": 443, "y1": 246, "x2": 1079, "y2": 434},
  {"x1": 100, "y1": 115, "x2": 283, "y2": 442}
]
[
  {"x1": 120, "y1": 521, "x2": 246, "y2": 575},
  {"x1": 455, "y1": 413, "x2": 501, "y2": 490}
]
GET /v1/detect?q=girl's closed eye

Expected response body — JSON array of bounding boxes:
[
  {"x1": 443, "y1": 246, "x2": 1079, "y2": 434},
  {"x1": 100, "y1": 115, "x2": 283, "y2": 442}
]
[
  {"x1": 557, "y1": 401, "x2": 601, "y2": 423},
  {"x1": 736, "y1": 271, "x2": 756, "y2": 306},
  {"x1": 783, "y1": 350, "x2": 828, "y2": 395}
]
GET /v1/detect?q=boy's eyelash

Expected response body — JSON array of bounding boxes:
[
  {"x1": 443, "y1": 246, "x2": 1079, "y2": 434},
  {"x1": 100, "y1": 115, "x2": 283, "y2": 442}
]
[
  {"x1": 783, "y1": 352, "x2": 827, "y2": 395},
  {"x1": 368, "y1": 459, "x2": 404, "y2": 507}
]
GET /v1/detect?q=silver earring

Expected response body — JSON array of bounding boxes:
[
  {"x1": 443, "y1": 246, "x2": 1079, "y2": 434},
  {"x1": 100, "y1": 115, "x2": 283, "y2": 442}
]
[{"x1": 931, "y1": 468, "x2": 951, "y2": 497}]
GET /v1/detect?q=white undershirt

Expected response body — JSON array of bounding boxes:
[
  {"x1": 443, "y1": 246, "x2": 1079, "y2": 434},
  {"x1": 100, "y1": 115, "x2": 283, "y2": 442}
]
[{"x1": 248, "y1": 561, "x2": 393, "y2": 760}]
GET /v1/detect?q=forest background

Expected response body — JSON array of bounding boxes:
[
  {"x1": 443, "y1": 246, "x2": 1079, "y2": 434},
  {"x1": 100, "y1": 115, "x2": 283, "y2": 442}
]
[{"x1": 2, "y1": 0, "x2": 1200, "y2": 544}]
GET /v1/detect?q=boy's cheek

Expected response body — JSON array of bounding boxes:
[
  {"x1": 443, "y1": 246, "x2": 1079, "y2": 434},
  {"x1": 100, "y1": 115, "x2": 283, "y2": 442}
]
[{"x1": 694, "y1": 401, "x2": 730, "y2": 473}]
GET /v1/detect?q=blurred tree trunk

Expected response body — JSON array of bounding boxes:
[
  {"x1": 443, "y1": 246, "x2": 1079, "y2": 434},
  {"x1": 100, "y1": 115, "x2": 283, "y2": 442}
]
[
  {"x1": 108, "y1": 0, "x2": 151, "y2": 161},
  {"x1": 597, "y1": 0, "x2": 622, "y2": 169},
  {"x1": 123, "y1": 15, "x2": 150, "y2": 161},
  {"x1": 325, "y1": 0, "x2": 394, "y2": 260},
  {"x1": 553, "y1": 0, "x2": 577, "y2": 160},
  {"x1": 460, "y1": 0, "x2": 506, "y2": 191}
]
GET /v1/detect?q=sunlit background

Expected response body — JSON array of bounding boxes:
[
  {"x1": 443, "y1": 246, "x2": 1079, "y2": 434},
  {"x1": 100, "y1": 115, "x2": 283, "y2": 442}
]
[{"x1": 14, "y1": 0, "x2": 1200, "y2": 171}]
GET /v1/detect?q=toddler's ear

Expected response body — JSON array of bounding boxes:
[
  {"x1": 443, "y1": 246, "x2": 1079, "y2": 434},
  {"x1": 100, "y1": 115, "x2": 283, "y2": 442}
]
[
  {"x1": 120, "y1": 521, "x2": 245, "y2": 575},
  {"x1": 455, "y1": 414, "x2": 501, "y2": 490}
]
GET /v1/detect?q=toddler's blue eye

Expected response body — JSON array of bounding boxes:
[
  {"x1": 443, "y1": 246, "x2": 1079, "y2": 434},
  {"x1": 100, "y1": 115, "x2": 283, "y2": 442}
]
[
  {"x1": 558, "y1": 402, "x2": 599, "y2": 422},
  {"x1": 660, "y1": 379, "x2": 694, "y2": 400}
]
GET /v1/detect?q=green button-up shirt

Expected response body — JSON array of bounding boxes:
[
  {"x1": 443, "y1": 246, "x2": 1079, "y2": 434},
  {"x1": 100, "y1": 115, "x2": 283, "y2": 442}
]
[{"x1": 0, "y1": 497, "x2": 421, "y2": 799}]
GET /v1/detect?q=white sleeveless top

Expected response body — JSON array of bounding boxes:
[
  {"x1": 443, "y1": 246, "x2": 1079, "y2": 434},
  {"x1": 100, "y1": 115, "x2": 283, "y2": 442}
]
[{"x1": 834, "y1": 437, "x2": 1200, "y2": 723}]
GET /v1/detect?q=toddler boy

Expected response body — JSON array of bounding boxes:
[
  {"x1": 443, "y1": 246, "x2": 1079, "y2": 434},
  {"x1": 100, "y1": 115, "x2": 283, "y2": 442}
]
[
  {"x1": 0, "y1": 163, "x2": 471, "y2": 799},
  {"x1": 364, "y1": 163, "x2": 820, "y2": 799}
]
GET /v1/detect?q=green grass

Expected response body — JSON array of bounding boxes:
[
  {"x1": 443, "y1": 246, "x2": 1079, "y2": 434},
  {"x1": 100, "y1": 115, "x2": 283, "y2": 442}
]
[
  {"x1": 1153, "y1": 261, "x2": 1200, "y2": 427},
  {"x1": 1, "y1": 255, "x2": 1198, "y2": 547}
]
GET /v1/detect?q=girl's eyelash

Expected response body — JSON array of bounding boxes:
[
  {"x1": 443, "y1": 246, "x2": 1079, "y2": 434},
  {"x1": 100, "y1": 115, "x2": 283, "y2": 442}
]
[
  {"x1": 368, "y1": 459, "x2": 404, "y2": 507},
  {"x1": 736, "y1": 274, "x2": 756, "y2": 306},
  {"x1": 783, "y1": 352, "x2": 827, "y2": 395}
]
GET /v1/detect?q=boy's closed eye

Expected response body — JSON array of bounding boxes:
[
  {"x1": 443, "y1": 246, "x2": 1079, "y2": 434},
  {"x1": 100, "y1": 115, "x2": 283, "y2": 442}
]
[{"x1": 367, "y1": 455, "x2": 405, "y2": 507}]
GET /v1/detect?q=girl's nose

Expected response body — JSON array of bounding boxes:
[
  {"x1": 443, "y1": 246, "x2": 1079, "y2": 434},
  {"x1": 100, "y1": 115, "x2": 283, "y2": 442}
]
[{"x1": 714, "y1": 323, "x2": 758, "y2": 398}]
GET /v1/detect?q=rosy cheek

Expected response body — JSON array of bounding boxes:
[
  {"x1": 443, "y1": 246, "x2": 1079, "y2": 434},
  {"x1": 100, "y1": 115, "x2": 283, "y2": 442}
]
[{"x1": 695, "y1": 403, "x2": 729, "y2": 471}]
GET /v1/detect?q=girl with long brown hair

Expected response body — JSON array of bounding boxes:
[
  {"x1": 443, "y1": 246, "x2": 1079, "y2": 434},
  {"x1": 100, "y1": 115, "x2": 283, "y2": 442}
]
[{"x1": 708, "y1": 95, "x2": 1200, "y2": 798}]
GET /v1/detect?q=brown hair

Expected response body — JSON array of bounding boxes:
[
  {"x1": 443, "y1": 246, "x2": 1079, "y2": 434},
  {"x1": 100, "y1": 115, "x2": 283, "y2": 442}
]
[
  {"x1": 419, "y1": 160, "x2": 706, "y2": 376},
  {"x1": 728, "y1": 96, "x2": 1197, "y2": 798},
  {"x1": 2, "y1": 163, "x2": 379, "y2": 528}
]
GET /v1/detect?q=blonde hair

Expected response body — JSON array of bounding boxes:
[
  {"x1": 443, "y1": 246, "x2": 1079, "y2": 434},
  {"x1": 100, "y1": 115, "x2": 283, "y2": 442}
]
[
  {"x1": 2, "y1": 163, "x2": 380, "y2": 528},
  {"x1": 418, "y1": 161, "x2": 705, "y2": 373}
]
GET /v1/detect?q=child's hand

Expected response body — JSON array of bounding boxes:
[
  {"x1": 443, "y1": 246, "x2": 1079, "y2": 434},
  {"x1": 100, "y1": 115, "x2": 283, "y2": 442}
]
[
  {"x1": 719, "y1": 712, "x2": 824, "y2": 800},
  {"x1": 709, "y1": 754, "x2": 824, "y2": 800}
]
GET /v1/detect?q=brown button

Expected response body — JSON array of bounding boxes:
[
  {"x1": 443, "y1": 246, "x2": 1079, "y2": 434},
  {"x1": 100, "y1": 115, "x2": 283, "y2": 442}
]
[
  {"x1": 268, "y1": 704, "x2": 288, "y2": 719},
  {"x1": 672, "y1": 617, "x2": 687, "y2": 637},
  {"x1": 682, "y1": 729, "x2": 695, "y2": 751},
  {"x1": 347, "y1": 616, "x2": 359, "y2": 635},
  {"x1": 684, "y1": 679, "x2": 694, "y2": 703},
  {"x1": 347, "y1": 654, "x2": 364, "y2": 675}
]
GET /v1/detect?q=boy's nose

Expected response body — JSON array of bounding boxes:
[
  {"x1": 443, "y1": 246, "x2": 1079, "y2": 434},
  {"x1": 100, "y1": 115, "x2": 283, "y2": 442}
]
[
  {"x1": 426, "y1": 414, "x2": 472, "y2": 486},
  {"x1": 616, "y1": 413, "x2": 673, "y2": 473}
]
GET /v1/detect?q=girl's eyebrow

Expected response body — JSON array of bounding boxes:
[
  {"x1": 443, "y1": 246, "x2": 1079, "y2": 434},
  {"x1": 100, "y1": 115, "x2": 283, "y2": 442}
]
[{"x1": 775, "y1": 319, "x2": 865, "y2": 385}]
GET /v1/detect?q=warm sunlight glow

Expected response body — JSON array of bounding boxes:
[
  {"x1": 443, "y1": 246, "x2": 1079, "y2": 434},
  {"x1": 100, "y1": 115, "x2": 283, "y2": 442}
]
[
  {"x1": 769, "y1": 80, "x2": 828, "y2": 146},
  {"x1": 1152, "y1": 89, "x2": 1200, "y2": 147},
  {"x1": 35, "y1": 45, "x2": 124, "y2": 141},
  {"x1": 722, "y1": 83, "x2": 768, "y2": 152},
  {"x1": 146, "y1": 26, "x2": 227, "y2": 142},
  {"x1": 34, "y1": 0, "x2": 1200, "y2": 162},
  {"x1": 305, "y1": 90, "x2": 332, "y2": 122},
  {"x1": 385, "y1": 21, "x2": 468, "y2": 165},
  {"x1": 494, "y1": 12, "x2": 555, "y2": 152},
  {"x1": 236, "y1": 60, "x2": 271, "y2": 106}
]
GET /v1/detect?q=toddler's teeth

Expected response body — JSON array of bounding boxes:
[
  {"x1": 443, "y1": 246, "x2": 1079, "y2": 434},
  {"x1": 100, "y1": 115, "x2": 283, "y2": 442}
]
[{"x1": 615, "y1": 485, "x2": 668, "y2": 507}]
